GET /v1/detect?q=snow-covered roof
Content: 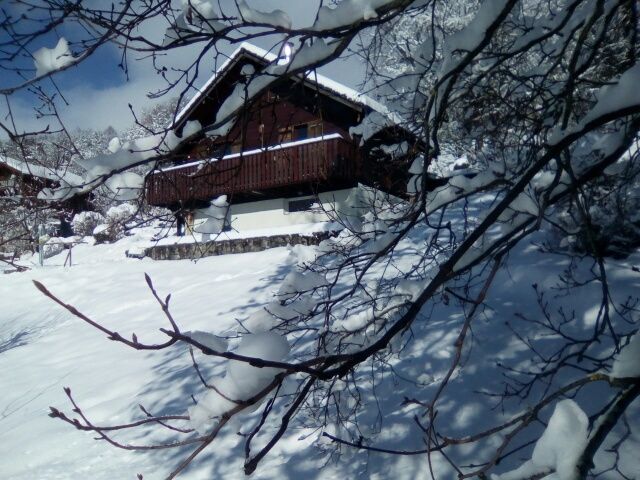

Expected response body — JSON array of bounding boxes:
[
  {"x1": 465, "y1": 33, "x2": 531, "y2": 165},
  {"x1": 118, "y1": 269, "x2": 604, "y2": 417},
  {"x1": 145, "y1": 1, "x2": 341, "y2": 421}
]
[
  {"x1": 174, "y1": 42, "x2": 398, "y2": 127},
  {"x1": 0, "y1": 155, "x2": 83, "y2": 185}
]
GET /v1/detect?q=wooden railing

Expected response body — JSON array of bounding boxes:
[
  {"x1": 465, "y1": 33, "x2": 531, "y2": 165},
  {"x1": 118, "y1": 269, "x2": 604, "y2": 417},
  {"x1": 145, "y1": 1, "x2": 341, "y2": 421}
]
[{"x1": 146, "y1": 135, "x2": 359, "y2": 206}]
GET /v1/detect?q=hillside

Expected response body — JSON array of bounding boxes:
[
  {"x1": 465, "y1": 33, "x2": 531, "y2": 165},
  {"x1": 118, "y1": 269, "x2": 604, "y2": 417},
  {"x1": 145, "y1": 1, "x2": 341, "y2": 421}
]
[{"x1": 1, "y1": 222, "x2": 638, "y2": 479}]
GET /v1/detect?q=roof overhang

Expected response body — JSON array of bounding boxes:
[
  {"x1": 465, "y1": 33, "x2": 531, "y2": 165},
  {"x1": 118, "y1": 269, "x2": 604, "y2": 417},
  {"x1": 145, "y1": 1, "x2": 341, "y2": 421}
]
[{"x1": 0, "y1": 155, "x2": 83, "y2": 185}]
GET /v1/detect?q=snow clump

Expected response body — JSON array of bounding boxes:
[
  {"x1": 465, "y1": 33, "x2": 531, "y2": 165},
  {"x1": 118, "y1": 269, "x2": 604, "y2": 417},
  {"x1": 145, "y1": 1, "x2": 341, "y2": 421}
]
[
  {"x1": 188, "y1": 332, "x2": 290, "y2": 434},
  {"x1": 41, "y1": 238, "x2": 66, "y2": 259},
  {"x1": 611, "y1": 332, "x2": 640, "y2": 378},
  {"x1": 72, "y1": 211, "x2": 106, "y2": 237},
  {"x1": 106, "y1": 202, "x2": 138, "y2": 226},
  {"x1": 107, "y1": 137, "x2": 122, "y2": 154},
  {"x1": 193, "y1": 195, "x2": 229, "y2": 235},
  {"x1": 89, "y1": 203, "x2": 138, "y2": 243},
  {"x1": 493, "y1": 399, "x2": 588, "y2": 480},
  {"x1": 313, "y1": 0, "x2": 391, "y2": 30},
  {"x1": 102, "y1": 171, "x2": 145, "y2": 201},
  {"x1": 184, "y1": 331, "x2": 228, "y2": 352},
  {"x1": 237, "y1": 0, "x2": 291, "y2": 29},
  {"x1": 39, "y1": 120, "x2": 202, "y2": 203},
  {"x1": 181, "y1": 0, "x2": 218, "y2": 19},
  {"x1": 33, "y1": 38, "x2": 75, "y2": 76}
]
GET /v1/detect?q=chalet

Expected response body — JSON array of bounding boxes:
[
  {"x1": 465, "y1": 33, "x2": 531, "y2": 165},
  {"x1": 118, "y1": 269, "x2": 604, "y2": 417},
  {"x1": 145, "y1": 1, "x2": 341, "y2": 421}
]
[
  {"x1": 0, "y1": 155, "x2": 89, "y2": 235},
  {"x1": 0, "y1": 156, "x2": 83, "y2": 201},
  {"x1": 145, "y1": 43, "x2": 416, "y2": 233}
]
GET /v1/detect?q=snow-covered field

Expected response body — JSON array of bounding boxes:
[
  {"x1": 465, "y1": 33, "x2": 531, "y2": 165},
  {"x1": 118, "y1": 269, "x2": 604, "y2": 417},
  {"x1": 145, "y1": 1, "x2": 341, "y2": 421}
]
[
  {"x1": 0, "y1": 230, "x2": 298, "y2": 479},
  {"x1": 1, "y1": 224, "x2": 638, "y2": 479}
]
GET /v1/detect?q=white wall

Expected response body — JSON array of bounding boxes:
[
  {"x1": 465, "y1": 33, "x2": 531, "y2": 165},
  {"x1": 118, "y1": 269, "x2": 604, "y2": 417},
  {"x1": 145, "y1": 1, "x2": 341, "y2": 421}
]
[{"x1": 228, "y1": 187, "x2": 367, "y2": 231}]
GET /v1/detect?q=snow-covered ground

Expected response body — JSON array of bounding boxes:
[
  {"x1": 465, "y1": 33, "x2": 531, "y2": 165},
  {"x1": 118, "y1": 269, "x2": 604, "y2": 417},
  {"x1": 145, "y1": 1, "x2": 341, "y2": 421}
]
[
  {"x1": 1, "y1": 222, "x2": 638, "y2": 479},
  {"x1": 0, "y1": 230, "x2": 298, "y2": 479}
]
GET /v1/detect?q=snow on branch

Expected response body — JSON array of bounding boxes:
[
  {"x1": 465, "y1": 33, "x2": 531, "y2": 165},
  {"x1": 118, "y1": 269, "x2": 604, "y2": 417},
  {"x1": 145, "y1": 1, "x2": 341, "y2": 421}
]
[
  {"x1": 312, "y1": 0, "x2": 396, "y2": 30},
  {"x1": 493, "y1": 400, "x2": 589, "y2": 480},
  {"x1": 237, "y1": 0, "x2": 291, "y2": 29},
  {"x1": 38, "y1": 120, "x2": 201, "y2": 202},
  {"x1": 188, "y1": 332, "x2": 290, "y2": 434},
  {"x1": 611, "y1": 332, "x2": 640, "y2": 379},
  {"x1": 33, "y1": 38, "x2": 75, "y2": 77},
  {"x1": 549, "y1": 63, "x2": 640, "y2": 146}
]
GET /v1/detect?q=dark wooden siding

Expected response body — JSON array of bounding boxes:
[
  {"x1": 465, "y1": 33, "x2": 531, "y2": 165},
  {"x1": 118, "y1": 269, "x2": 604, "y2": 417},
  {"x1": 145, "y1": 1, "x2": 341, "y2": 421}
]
[
  {"x1": 147, "y1": 136, "x2": 359, "y2": 207},
  {"x1": 154, "y1": 54, "x2": 395, "y2": 208},
  {"x1": 183, "y1": 90, "x2": 352, "y2": 161}
]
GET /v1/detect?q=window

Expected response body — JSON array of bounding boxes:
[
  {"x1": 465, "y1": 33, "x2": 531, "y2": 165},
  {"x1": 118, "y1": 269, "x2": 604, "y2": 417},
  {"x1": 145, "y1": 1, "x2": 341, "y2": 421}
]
[
  {"x1": 208, "y1": 144, "x2": 226, "y2": 158},
  {"x1": 0, "y1": 176, "x2": 15, "y2": 187},
  {"x1": 287, "y1": 197, "x2": 316, "y2": 212},
  {"x1": 280, "y1": 122, "x2": 323, "y2": 143},
  {"x1": 308, "y1": 122, "x2": 322, "y2": 137},
  {"x1": 294, "y1": 124, "x2": 308, "y2": 140}
]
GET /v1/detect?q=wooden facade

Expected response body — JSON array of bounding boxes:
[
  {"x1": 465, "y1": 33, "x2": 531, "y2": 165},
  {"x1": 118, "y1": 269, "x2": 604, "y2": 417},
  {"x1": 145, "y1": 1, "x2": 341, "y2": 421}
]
[
  {"x1": 0, "y1": 162, "x2": 48, "y2": 199},
  {"x1": 146, "y1": 44, "x2": 411, "y2": 209},
  {"x1": 147, "y1": 135, "x2": 359, "y2": 206},
  {"x1": 0, "y1": 159, "x2": 90, "y2": 213}
]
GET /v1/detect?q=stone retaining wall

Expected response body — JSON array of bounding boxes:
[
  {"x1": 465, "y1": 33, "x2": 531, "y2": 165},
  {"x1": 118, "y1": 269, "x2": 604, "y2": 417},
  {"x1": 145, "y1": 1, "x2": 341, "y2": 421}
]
[{"x1": 139, "y1": 231, "x2": 337, "y2": 261}]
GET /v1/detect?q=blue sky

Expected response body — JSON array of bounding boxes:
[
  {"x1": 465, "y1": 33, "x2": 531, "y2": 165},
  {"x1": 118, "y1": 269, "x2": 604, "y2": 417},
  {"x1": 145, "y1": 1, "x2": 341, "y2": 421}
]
[{"x1": 1, "y1": 1, "x2": 367, "y2": 139}]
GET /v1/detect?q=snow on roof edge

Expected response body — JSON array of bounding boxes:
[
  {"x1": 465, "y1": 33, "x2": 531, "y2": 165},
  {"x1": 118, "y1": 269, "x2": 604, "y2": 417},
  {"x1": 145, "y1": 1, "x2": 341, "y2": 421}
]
[
  {"x1": 0, "y1": 155, "x2": 84, "y2": 185},
  {"x1": 173, "y1": 42, "x2": 400, "y2": 128}
]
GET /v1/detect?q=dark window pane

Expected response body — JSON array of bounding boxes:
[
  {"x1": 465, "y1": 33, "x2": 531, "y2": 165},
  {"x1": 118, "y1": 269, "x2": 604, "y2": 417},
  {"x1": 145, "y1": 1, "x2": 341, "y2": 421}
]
[
  {"x1": 294, "y1": 124, "x2": 308, "y2": 140},
  {"x1": 288, "y1": 198, "x2": 315, "y2": 212}
]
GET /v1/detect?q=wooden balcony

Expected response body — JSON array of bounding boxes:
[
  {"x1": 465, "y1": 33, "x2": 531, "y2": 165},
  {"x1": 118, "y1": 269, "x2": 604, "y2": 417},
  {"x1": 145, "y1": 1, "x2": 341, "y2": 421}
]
[{"x1": 146, "y1": 134, "x2": 360, "y2": 207}]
